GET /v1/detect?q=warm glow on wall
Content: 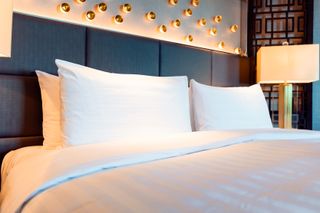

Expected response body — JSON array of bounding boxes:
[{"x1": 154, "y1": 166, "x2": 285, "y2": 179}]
[
  {"x1": 0, "y1": 0, "x2": 13, "y2": 57},
  {"x1": 218, "y1": 41, "x2": 225, "y2": 49},
  {"x1": 14, "y1": 0, "x2": 244, "y2": 55}
]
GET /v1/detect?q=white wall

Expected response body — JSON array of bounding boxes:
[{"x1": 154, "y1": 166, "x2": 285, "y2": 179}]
[{"x1": 13, "y1": 0, "x2": 245, "y2": 55}]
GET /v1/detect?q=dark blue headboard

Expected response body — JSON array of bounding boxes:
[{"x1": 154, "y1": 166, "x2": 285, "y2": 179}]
[{"x1": 0, "y1": 13, "x2": 250, "y2": 160}]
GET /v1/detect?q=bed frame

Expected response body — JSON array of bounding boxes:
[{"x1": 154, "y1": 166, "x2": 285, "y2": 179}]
[{"x1": 0, "y1": 13, "x2": 250, "y2": 165}]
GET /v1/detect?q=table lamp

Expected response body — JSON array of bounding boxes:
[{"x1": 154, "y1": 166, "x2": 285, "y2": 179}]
[
  {"x1": 257, "y1": 44, "x2": 319, "y2": 128},
  {"x1": 0, "y1": 0, "x2": 13, "y2": 57}
]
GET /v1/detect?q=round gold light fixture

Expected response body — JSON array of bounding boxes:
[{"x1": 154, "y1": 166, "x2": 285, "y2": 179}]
[
  {"x1": 230, "y1": 24, "x2": 239, "y2": 32},
  {"x1": 191, "y1": 0, "x2": 200, "y2": 7},
  {"x1": 218, "y1": 41, "x2": 225, "y2": 49},
  {"x1": 184, "y1": 8, "x2": 193, "y2": 16},
  {"x1": 146, "y1": 11, "x2": 156, "y2": 21},
  {"x1": 85, "y1": 11, "x2": 95, "y2": 21},
  {"x1": 113, "y1": 15, "x2": 124, "y2": 24},
  {"x1": 214, "y1": 15, "x2": 222, "y2": 23},
  {"x1": 59, "y1": 3, "x2": 71, "y2": 13},
  {"x1": 121, "y1": 3, "x2": 132, "y2": 13},
  {"x1": 171, "y1": 19, "x2": 181, "y2": 28},
  {"x1": 185, "y1": 35, "x2": 194, "y2": 43},
  {"x1": 169, "y1": 0, "x2": 178, "y2": 6},
  {"x1": 158, "y1": 25, "x2": 167, "y2": 33},
  {"x1": 234, "y1": 48, "x2": 241, "y2": 55},
  {"x1": 96, "y1": 3, "x2": 107, "y2": 13},
  {"x1": 75, "y1": 0, "x2": 86, "y2": 4},
  {"x1": 198, "y1": 18, "x2": 207, "y2": 26},
  {"x1": 209, "y1": 28, "x2": 217, "y2": 36}
]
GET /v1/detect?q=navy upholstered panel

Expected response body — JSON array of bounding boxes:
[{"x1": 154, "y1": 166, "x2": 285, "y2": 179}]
[
  {"x1": 211, "y1": 52, "x2": 241, "y2": 87},
  {"x1": 0, "y1": 75, "x2": 42, "y2": 138},
  {"x1": 86, "y1": 29, "x2": 159, "y2": 76},
  {"x1": 160, "y1": 43, "x2": 212, "y2": 85},
  {"x1": 0, "y1": 14, "x2": 86, "y2": 75}
]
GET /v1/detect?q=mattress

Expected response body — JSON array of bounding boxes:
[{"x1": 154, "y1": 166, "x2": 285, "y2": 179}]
[{"x1": 1, "y1": 129, "x2": 320, "y2": 213}]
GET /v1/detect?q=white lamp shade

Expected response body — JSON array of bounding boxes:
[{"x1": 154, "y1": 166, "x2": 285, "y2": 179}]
[
  {"x1": 0, "y1": 0, "x2": 13, "y2": 57},
  {"x1": 257, "y1": 44, "x2": 320, "y2": 84}
]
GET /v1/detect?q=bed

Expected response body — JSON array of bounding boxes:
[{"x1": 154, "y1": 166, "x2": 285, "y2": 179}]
[
  {"x1": 1, "y1": 129, "x2": 320, "y2": 212},
  {"x1": 1, "y1": 13, "x2": 320, "y2": 213}
]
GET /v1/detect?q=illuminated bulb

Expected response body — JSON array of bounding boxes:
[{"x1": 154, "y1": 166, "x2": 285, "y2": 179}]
[
  {"x1": 185, "y1": 35, "x2": 194, "y2": 43},
  {"x1": 184, "y1": 8, "x2": 193, "y2": 16},
  {"x1": 169, "y1": 0, "x2": 178, "y2": 6},
  {"x1": 171, "y1": 19, "x2": 181, "y2": 28},
  {"x1": 96, "y1": 3, "x2": 107, "y2": 13},
  {"x1": 209, "y1": 28, "x2": 217, "y2": 36},
  {"x1": 146, "y1": 11, "x2": 156, "y2": 21},
  {"x1": 59, "y1": 3, "x2": 70, "y2": 13},
  {"x1": 113, "y1": 15, "x2": 124, "y2": 24},
  {"x1": 121, "y1": 3, "x2": 132, "y2": 13},
  {"x1": 218, "y1": 41, "x2": 225, "y2": 49},
  {"x1": 214, "y1": 15, "x2": 222, "y2": 23},
  {"x1": 85, "y1": 11, "x2": 95, "y2": 21},
  {"x1": 230, "y1": 24, "x2": 239, "y2": 32},
  {"x1": 234, "y1": 48, "x2": 241, "y2": 55},
  {"x1": 191, "y1": 0, "x2": 200, "y2": 6},
  {"x1": 158, "y1": 25, "x2": 167, "y2": 33},
  {"x1": 198, "y1": 18, "x2": 207, "y2": 26},
  {"x1": 75, "y1": 0, "x2": 86, "y2": 4}
]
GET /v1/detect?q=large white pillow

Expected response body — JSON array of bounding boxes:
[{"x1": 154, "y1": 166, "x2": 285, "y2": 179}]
[
  {"x1": 36, "y1": 71, "x2": 62, "y2": 148},
  {"x1": 190, "y1": 79, "x2": 273, "y2": 131},
  {"x1": 56, "y1": 60, "x2": 192, "y2": 146}
]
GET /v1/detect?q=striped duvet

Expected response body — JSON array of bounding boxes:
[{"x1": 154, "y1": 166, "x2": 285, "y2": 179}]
[{"x1": 1, "y1": 129, "x2": 320, "y2": 213}]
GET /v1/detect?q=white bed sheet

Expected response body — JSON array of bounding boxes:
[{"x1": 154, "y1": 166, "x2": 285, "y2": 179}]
[{"x1": 1, "y1": 129, "x2": 320, "y2": 213}]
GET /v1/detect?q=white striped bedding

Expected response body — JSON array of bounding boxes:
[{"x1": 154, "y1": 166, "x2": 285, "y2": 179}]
[{"x1": 1, "y1": 129, "x2": 320, "y2": 213}]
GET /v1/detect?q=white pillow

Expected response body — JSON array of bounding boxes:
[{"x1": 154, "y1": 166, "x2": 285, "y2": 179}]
[
  {"x1": 190, "y1": 79, "x2": 273, "y2": 131},
  {"x1": 56, "y1": 59, "x2": 192, "y2": 146},
  {"x1": 36, "y1": 71, "x2": 62, "y2": 148}
]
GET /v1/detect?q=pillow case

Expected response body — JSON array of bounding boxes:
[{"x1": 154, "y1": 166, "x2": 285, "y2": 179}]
[
  {"x1": 36, "y1": 71, "x2": 62, "y2": 148},
  {"x1": 190, "y1": 79, "x2": 273, "y2": 131},
  {"x1": 56, "y1": 59, "x2": 192, "y2": 146}
]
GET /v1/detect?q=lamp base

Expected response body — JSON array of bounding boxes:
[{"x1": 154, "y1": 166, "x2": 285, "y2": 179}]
[{"x1": 278, "y1": 83, "x2": 293, "y2": 129}]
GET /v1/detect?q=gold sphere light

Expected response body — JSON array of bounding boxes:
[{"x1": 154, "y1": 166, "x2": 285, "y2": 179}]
[
  {"x1": 169, "y1": 0, "x2": 178, "y2": 6},
  {"x1": 198, "y1": 18, "x2": 207, "y2": 26},
  {"x1": 230, "y1": 24, "x2": 239, "y2": 32},
  {"x1": 234, "y1": 48, "x2": 241, "y2": 55},
  {"x1": 171, "y1": 19, "x2": 181, "y2": 28},
  {"x1": 75, "y1": 0, "x2": 86, "y2": 4},
  {"x1": 214, "y1": 15, "x2": 222, "y2": 23},
  {"x1": 159, "y1": 25, "x2": 167, "y2": 33},
  {"x1": 121, "y1": 3, "x2": 132, "y2": 13},
  {"x1": 96, "y1": 3, "x2": 107, "y2": 13},
  {"x1": 146, "y1": 11, "x2": 156, "y2": 21},
  {"x1": 218, "y1": 41, "x2": 225, "y2": 49},
  {"x1": 209, "y1": 28, "x2": 217, "y2": 36},
  {"x1": 191, "y1": 0, "x2": 200, "y2": 7},
  {"x1": 184, "y1": 8, "x2": 193, "y2": 16},
  {"x1": 85, "y1": 11, "x2": 95, "y2": 21},
  {"x1": 185, "y1": 35, "x2": 194, "y2": 43},
  {"x1": 59, "y1": 3, "x2": 71, "y2": 13},
  {"x1": 113, "y1": 15, "x2": 124, "y2": 24}
]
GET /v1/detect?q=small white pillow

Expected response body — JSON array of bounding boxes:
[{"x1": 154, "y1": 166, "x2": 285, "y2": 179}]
[
  {"x1": 190, "y1": 79, "x2": 273, "y2": 131},
  {"x1": 56, "y1": 60, "x2": 192, "y2": 146},
  {"x1": 36, "y1": 71, "x2": 62, "y2": 148}
]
